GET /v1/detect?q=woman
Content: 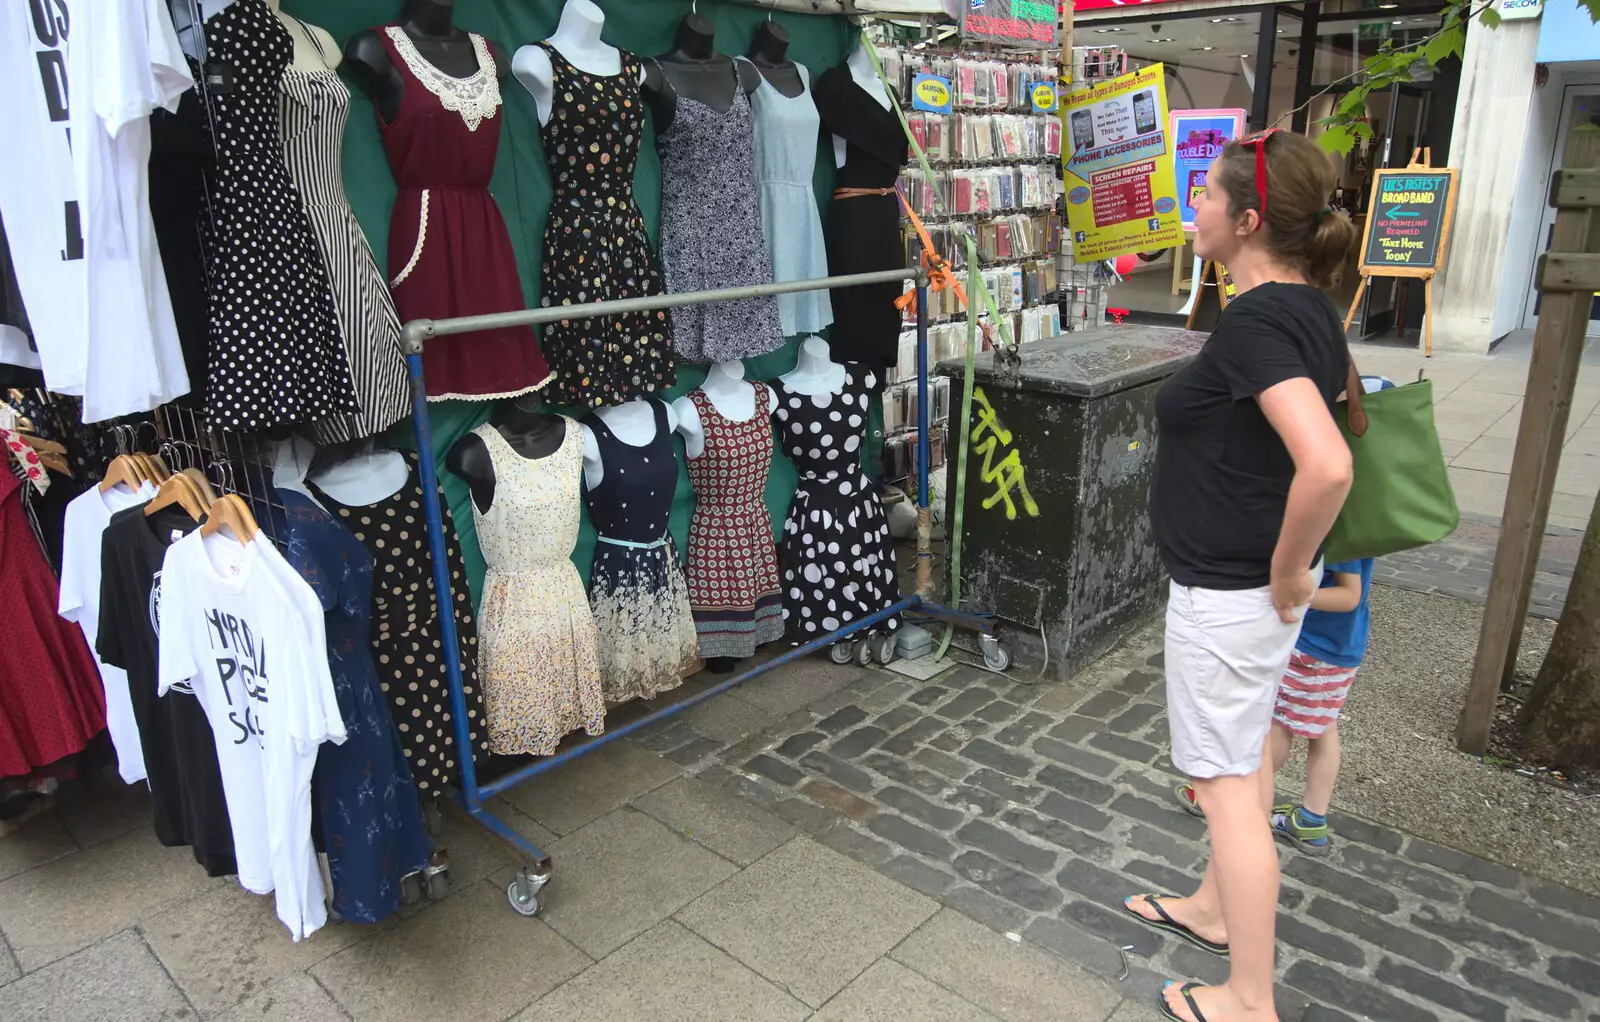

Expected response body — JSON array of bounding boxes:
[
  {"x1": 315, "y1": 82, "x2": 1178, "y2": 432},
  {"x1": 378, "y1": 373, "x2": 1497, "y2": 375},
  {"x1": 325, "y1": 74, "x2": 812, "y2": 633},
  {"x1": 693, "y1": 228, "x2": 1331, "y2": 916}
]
[{"x1": 1125, "y1": 129, "x2": 1355, "y2": 1022}]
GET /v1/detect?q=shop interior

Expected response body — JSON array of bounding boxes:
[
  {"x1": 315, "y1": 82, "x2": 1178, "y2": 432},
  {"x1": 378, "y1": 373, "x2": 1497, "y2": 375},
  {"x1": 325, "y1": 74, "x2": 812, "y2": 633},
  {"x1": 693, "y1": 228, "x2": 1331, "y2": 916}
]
[{"x1": 1082, "y1": 0, "x2": 1461, "y2": 342}]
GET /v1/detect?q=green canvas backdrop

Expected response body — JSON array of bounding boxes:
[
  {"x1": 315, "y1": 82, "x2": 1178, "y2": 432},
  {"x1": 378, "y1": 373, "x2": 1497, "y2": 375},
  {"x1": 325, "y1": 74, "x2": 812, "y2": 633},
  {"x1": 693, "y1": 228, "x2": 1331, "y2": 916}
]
[{"x1": 277, "y1": 0, "x2": 884, "y2": 606}]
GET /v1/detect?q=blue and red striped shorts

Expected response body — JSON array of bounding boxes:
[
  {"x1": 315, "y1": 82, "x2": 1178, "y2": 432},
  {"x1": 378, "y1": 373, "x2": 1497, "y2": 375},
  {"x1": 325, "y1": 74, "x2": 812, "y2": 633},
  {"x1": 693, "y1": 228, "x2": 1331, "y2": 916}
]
[{"x1": 1272, "y1": 650, "x2": 1358, "y2": 739}]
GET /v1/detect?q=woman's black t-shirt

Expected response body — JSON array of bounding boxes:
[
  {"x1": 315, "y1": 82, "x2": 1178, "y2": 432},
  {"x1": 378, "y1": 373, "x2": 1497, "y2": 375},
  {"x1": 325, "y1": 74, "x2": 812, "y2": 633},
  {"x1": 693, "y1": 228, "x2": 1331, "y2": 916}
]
[{"x1": 1149, "y1": 282, "x2": 1348, "y2": 590}]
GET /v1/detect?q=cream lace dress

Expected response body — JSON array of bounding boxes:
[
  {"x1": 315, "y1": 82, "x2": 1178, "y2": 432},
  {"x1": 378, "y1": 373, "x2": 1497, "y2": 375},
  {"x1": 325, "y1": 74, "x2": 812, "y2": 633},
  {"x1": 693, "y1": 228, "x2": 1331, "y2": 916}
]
[{"x1": 470, "y1": 421, "x2": 604, "y2": 755}]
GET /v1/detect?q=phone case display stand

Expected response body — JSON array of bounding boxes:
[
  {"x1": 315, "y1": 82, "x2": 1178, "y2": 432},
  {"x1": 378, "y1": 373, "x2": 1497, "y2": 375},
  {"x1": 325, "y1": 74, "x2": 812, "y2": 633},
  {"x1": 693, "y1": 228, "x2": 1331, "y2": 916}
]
[{"x1": 401, "y1": 267, "x2": 1000, "y2": 916}]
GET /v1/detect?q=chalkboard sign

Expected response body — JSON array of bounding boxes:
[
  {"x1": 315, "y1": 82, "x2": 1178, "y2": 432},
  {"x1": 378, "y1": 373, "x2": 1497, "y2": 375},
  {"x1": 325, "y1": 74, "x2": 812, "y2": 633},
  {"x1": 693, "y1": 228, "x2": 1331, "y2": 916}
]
[{"x1": 1357, "y1": 166, "x2": 1459, "y2": 277}]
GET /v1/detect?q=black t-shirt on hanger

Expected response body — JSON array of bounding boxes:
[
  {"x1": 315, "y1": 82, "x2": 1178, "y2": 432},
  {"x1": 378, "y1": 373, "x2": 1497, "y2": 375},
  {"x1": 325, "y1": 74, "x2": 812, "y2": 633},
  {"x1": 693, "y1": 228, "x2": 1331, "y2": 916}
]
[
  {"x1": 97, "y1": 503, "x2": 237, "y2": 877},
  {"x1": 1148, "y1": 282, "x2": 1348, "y2": 591}
]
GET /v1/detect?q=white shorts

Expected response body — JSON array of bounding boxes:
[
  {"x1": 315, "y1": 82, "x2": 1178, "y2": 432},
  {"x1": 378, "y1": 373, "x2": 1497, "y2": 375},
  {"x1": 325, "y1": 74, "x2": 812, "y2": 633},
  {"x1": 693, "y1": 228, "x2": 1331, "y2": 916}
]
[{"x1": 1164, "y1": 578, "x2": 1307, "y2": 779}]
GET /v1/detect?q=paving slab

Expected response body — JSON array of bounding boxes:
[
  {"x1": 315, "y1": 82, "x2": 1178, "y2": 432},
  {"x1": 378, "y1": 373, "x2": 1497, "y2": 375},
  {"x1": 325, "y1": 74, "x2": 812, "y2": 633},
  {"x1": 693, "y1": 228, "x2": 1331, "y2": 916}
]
[
  {"x1": 514, "y1": 919, "x2": 808, "y2": 1022},
  {"x1": 211, "y1": 972, "x2": 348, "y2": 1022},
  {"x1": 1107, "y1": 997, "x2": 1167, "y2": 1021},
  {"x1": 501, "y1": 739, "x2": 681, "y2": 836},
  {"x1": 892, "y1": 908, "x2": 1124, "y2": 1022},
  {"x1": 139, "y1": 880, "x2": 371, "y2": 1017},
  {"x1": 53, "y1": 781, "x2": 156, "y2": 849},
  {"x1": 631, "y1": 775, "x2": 797, "y2": 866},
  {"x1": 811, "y1": 959, "x2": 997, "y2": 1021},
  {"x1": 676, "y1": 836, "x2": 938, "y2": 1008},
  {"x1": 678, "y1": 692, "x2": 779, "y2": 745},
  {"x1": 0, "y1": 929, "x2": 190, "y2": 1021},
  {"x1": 536, "y1": 808, "x2": 737, "y2": 959},
  {"x1": 311, "y1": 879, "x2": 590, "y2": 1022},
  {"x1": 0, "y1": 826, "x2": 221, "y2": 972},
  {"x1": 734, "y1": 659, "x2": 859, "y2": 718},
  {"x1": 0, "y1": 812, "x2": 76, "y2": 884}
]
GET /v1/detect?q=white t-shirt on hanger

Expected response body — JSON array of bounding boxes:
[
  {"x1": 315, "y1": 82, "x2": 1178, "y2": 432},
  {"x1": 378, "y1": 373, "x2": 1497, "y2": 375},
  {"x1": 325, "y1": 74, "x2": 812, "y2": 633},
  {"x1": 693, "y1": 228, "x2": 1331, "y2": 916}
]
[
  {"x1": 0, "y1": 3, "x2": 86, "y2": 391},
  {"x1": 157, "y1": 530, "x2": 346, "y2": 941},
  {"x1": 69, "y1": 0, "x2": 193, "y2": 421},
  {"x1": 58, "y1": 481, "x2": 157, "y2": 784}
]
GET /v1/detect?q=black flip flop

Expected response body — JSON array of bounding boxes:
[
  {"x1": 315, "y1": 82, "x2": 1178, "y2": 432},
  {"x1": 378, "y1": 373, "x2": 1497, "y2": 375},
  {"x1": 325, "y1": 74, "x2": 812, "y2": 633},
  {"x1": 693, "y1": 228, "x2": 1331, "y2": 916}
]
[
  {"x1": 1124, "y1": 894, "x2": 1230, "y2": 957},
  {"x1": 1159, "y1": 981, "x2": 1211, "y2": 1022}
]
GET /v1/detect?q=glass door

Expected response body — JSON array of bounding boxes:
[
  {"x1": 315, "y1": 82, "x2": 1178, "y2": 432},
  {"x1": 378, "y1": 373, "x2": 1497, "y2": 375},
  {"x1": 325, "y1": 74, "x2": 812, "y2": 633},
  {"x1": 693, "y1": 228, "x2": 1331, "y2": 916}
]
[{"x1": 1523, "y1": 87, "x2": 1600, "y2": 334}]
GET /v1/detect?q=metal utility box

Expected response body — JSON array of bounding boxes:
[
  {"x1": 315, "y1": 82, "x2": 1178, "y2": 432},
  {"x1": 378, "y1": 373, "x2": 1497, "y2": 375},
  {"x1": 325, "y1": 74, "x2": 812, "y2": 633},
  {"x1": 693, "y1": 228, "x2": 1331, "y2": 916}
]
[{"x1": 935, "y1": 325, "x2": 1205, "y2": 679}]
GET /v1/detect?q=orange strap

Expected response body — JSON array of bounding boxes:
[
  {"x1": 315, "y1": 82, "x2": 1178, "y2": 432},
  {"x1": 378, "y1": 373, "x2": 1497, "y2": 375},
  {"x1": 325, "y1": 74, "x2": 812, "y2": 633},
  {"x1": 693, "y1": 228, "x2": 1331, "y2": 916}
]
[{"x1": 893, "y1": 191, "x2": 967, "y2": 314}]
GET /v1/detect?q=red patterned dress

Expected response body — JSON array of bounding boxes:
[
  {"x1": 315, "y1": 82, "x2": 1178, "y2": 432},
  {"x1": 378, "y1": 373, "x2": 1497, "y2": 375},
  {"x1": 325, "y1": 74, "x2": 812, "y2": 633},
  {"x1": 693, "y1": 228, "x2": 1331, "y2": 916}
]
[
  {"x1": 0, "y1": 470, "x2": 106, "y2": 779},
  {"x1": 684, "y1": 386, "x2": 783, "y2": 659}
]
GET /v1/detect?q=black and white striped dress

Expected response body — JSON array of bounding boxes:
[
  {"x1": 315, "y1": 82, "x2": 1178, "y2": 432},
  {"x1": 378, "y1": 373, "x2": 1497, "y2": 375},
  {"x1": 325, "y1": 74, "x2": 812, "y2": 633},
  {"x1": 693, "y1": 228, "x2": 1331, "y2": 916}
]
[{"x1": 279, "y1": 30, "x2": 409, "y2": 445}]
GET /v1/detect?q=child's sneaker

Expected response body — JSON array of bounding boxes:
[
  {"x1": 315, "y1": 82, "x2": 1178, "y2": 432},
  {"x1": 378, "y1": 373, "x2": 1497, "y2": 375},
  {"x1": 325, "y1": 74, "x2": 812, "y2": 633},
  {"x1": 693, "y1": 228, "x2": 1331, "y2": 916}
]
[
  {"x1": 1271, "y1": 803, "x2": 1331, "y2": 855},
  {"x1": 1174, "y1": 783, "x2": 1204, "y2": 818}
]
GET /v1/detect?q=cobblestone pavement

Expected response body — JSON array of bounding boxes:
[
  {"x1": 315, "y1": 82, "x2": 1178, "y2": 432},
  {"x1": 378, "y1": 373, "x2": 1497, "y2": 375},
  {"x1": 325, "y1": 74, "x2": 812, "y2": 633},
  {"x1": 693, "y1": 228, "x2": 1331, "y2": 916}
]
[
  {"x1": 645, "y1": 648, "x2": 1600, "y2": 1022},
  {"x1": 1376, "y1": 512, "x2": 1582, "y2": 621}
]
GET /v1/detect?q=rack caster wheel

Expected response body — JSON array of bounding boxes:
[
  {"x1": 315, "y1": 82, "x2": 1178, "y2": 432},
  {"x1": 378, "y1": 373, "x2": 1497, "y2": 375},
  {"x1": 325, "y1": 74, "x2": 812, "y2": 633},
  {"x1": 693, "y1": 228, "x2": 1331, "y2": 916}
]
[
  {"x1": 506, "y1": 869, "x2": 550, "y2": 917},
  {"x1": 979, "y1": 633, "x2": 1011, "y2": 673},
  {"x1": 401, "y1": 870, "x2": 424, "y2": 905},
  {"x1": 422, "y1": 849, "x2": 451, "y2": 900},
  {"x1": 829, "y1": 642, "x2": 854, "y2": 665},
  {"x1": 872, "y1": 633, "x2": 898, "y2": 665},
  {"x1": 421, "y1": 796, "x2": 443, "y2": 837},
  {"x1": 853, "y1": 638, "x2": 873, "y2": 666}
]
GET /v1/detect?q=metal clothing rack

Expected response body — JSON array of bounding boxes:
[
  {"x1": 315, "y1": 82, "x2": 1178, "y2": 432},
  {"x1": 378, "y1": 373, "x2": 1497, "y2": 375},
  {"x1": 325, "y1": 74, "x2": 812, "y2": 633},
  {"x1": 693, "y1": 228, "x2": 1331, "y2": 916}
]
[{"x1": 400, "y1": 267, "x2": 1001, "y2": 916}]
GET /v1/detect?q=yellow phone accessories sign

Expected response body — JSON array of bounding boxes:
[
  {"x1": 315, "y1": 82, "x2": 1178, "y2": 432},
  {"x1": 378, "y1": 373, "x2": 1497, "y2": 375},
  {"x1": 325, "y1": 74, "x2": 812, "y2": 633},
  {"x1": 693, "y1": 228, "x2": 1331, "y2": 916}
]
[{"x1": 1062, "y1": 64, "x2": 1185, "y2": 263}]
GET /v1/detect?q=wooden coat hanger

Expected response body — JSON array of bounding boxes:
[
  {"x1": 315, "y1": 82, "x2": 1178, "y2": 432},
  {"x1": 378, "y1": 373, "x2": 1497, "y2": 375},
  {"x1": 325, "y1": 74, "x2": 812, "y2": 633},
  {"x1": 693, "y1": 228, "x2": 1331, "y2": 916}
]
[
  {"x1": 183, "y1": 467, "x2": 218, "y2": 506},
  {"x1": 200, "y1": 493, "x2": 259, "y2": 544},
  {"x1": 144, "y1": 471, "x2": 209, "y2": 521},
  {"x1": 100, "y1": 454, "x2": 148, "y2": 494}
]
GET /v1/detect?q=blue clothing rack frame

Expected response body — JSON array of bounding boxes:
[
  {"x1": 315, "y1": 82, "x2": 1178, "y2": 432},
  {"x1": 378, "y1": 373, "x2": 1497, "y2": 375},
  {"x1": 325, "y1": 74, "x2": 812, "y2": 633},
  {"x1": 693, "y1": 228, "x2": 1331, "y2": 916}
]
[{"x1": 400, "y1": 267, "x2": 996, "y2": 914}]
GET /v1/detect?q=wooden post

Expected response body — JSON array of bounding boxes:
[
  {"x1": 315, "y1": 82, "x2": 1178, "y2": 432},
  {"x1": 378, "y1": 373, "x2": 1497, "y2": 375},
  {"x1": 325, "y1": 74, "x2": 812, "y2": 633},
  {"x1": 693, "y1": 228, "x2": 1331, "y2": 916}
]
[
  {"x1": 1342, "y1": 274, "x2": 1368, "y2": 333},
  {"x1": 1423, "y1": 273, "x2": 1435, "y2": 358},
  {"x1": 1456, "y1": 127, "x2": 1600, "y2": 754}
]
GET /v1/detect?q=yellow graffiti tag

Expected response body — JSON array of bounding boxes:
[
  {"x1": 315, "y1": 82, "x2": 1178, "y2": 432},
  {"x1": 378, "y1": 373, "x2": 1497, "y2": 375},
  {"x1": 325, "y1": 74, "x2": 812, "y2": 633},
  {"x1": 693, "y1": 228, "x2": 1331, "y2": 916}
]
[{"x1": 970, "y1": 387, "x2": 1040, "y2": 520}]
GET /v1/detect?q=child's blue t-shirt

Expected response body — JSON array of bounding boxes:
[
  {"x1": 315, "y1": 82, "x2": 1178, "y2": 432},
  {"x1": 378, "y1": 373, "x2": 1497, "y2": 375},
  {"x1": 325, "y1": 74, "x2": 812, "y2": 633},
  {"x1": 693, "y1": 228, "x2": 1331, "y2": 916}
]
[{"x1": 1295, "y1": 559, "x2": 1375, "y2": 668}]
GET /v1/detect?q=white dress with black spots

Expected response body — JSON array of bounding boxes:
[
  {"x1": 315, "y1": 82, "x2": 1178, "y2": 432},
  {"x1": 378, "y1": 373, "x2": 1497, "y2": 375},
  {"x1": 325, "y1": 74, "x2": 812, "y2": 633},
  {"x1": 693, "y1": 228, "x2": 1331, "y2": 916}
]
[
  {"x1": 200, "y1": 0, "x2": 358, "y2": 432},
  {"x1": 771, "y1": 367, "x2": 902, "y2": 643}
]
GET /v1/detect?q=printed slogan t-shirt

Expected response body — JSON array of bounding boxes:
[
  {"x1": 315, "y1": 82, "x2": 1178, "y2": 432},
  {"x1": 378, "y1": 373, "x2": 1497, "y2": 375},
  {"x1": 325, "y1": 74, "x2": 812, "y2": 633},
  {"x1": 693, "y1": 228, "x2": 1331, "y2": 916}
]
[{"x1": 157, "y1": 528, "x2": 346, "y2": 941}]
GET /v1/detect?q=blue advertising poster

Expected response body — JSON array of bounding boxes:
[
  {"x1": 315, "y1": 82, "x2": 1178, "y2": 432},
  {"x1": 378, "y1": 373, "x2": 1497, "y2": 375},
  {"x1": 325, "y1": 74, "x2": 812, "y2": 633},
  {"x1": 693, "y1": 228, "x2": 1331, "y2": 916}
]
[{"x1": 1168, "y1": 109, "x2": 1246, "y2": 228}]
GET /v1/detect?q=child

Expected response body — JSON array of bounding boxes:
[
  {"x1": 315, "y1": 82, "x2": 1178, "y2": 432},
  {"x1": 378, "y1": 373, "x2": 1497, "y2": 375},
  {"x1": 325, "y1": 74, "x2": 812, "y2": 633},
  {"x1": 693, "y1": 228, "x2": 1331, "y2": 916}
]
[{"x1": 1174, "y1": 557, "x2": 1375, "y2": 855}]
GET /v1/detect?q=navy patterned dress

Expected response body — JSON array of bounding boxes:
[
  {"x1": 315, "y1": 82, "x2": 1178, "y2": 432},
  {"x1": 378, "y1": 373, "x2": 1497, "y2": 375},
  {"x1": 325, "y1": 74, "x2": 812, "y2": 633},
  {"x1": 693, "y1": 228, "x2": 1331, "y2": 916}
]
[{"x1": 280, "y1": 489, "x2": 429, "y2": 924}]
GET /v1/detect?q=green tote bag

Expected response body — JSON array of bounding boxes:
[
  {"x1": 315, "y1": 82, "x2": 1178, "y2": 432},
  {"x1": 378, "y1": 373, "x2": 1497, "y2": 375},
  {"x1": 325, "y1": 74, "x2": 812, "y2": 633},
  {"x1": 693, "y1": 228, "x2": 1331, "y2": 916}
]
[{"x1": 1322, "y1": 361, "x2": 1460, "y2": 563}]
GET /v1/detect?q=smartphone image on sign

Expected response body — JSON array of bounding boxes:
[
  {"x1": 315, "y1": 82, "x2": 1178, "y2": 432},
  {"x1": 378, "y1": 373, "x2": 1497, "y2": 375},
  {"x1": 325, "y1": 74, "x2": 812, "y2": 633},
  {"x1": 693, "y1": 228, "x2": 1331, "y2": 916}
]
[
  {"x1": 1132, "y1": 92, "x2": 1158, "y2": 134},
  {"x1": 1070, "y1": 109, "x2": 1095, "y2": 152}
]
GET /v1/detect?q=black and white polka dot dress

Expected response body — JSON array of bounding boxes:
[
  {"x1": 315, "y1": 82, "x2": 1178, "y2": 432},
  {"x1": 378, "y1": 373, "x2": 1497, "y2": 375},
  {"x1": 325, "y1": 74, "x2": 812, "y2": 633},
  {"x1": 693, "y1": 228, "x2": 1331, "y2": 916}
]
[
  {"x1": 199, "y1": 0, "x2": 358, "y2": 432},
  {"x1": 305, "y1": 452, "x2": 490, "y2": 793},
  {"x1": 771, "y1": 367, "x2": 902, "y2": 644}
]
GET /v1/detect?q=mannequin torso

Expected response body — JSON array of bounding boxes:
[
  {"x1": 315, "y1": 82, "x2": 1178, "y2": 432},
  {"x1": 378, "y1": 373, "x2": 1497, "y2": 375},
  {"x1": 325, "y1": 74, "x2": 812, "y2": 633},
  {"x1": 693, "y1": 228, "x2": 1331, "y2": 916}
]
[
  {"x1": 446, "y1": 399, "x2": 568, "y2": 513},
  {"x1": 343, "y1": 0, "x2": 509, "y2": 124},
  {"x1": 309, "y1": 448, "x2": 412, "y2": 507},
  {"x1": 779, "y1": 337, "x2": 850, "y2": 396},
  {"x1": 744, "y1": 21, "x2": 803, "y2": 98},
  {"x1": 641, "y1": 14, "x2": 761, "y2": 133},
  {"x1": 266, "y1": 0, "x2": 339, "y2": 73},
  {"x1": 674, "y1": 363, "x2": 778, "y2": 460},
  {"x1": 514, "y1": 0, "x2": 644, "y2": 127},
  {"x1": 834, "y1": 41, "x2": 890, "y2": 169},
  {"x1": 582, "y1": 398, "x2": 677, "y2": 490}
]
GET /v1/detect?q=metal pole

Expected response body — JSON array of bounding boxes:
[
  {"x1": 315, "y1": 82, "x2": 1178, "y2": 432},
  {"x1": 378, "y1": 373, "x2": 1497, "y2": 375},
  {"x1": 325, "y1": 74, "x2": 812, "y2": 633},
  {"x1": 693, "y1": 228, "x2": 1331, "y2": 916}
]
[
  {"x1": 403, "y1": 346, "x2": 481, "y2": 811},
  {"x1": 1250, "y1": 3, "x2": 1279, "y2": 132},
  {"x1": 915, "y1": 284, "x2": 933, "y2": 598},
  {"x1": 401, "y1": 267, "x2": 922, "y2": 349},
  {"x1": 1291, "y1": 3, "x2": 1320, "y2": 135}
]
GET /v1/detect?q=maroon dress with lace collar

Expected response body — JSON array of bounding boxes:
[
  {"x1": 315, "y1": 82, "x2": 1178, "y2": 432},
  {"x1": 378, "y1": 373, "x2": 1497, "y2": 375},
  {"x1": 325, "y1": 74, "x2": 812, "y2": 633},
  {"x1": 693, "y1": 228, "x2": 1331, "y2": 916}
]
[{"x1": 374, "y1": 26, "x2": 551, "y2": 401}]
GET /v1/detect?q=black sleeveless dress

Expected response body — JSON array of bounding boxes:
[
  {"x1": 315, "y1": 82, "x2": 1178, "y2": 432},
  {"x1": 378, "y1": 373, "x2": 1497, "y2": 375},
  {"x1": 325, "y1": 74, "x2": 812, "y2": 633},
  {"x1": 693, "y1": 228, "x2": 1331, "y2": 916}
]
[
  {"x1": 200, "y1": 0, "x2": 357, "y2": 431},
  {"x1": 581, "y1": 401, "x2": 698, "y2": 703},
  {"x1": 537, "y1": 45, "x2": 675, "y2": 407}
]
